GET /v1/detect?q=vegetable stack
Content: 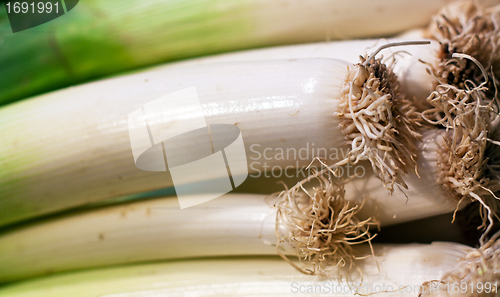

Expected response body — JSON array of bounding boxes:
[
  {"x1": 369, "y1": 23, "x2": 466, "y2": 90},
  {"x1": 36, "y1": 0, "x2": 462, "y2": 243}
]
[{"x1": 0, "y1": 0, "x2": 499, "y2": 296}]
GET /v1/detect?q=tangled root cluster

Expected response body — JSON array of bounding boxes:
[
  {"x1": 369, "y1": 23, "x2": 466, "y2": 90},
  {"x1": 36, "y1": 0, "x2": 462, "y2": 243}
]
[
  {"x1": 423, "y1": 65, "x2": 500, "y2": 239},
  {"x1": 337, "y1": 56, "x2": 421, "y2": 192},
  {"x1": 422, "y1": 0, "x2": 500, "y2": 237},
  {"x1": 274, "y1": 173, "x2": 379, "y2": 277},
  {"x1": 427, "y1": 83, "x2": 499, "y2": 201},
  {"x1": 428, "y1": 1, "x2": 500, "y2": 92},
  {"x1": 420, "y1": 232, "x2": 500, "y2": 297}
]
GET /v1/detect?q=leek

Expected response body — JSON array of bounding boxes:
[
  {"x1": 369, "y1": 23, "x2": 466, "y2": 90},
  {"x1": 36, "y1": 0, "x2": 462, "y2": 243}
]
[
  {"x1": 0, "y1": 186, "x2": 457, "y2": 283},
  {"x1": 0, "y1": 243, "x2": 475, "y2": 297},
  {"x1": 0, "y1": 0, "x2": 453, "y2": 106},
  {"x1": 0, "y1": 52, "x2": 420, "y2": 226}
]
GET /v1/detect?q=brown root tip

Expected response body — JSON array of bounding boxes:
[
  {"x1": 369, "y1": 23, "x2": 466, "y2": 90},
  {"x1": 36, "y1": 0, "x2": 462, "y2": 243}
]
[
  {"x1": 427, "y1": 85, "x2": 500, "y2": 238},
  {"x1": 420, "y1": 232, "x2": 500, "y2": 297},
  {"x1": 274, "y1": 172, "x2": 379, "y2": 277},
  {"x1": 422, "y1": 0, "x2": 500, "y2": 239},
  {"x1": 433, "y1": 113, "x2": 491, "y2": 202},
  {"x1": 422, "y1": 53, "x2": 500, "y2": 240},
  {"x1": 337, "y1": 56, "x2": 421, "y2": 192},
  {"x1": 426, "y1": 0, "x2": 500, "y2": 99}
]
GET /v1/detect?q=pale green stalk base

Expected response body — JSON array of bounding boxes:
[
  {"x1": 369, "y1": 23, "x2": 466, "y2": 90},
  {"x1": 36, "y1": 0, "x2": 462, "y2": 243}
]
[
  {"x1": 0, "y1": 184, "x2": 460, "y2": 283},
  {"x1": 0, "y1": 59, "x2": 348, "y2": 227},
  {"x1": 0, "y1": 243, "x2": 471, "y2": 297}
]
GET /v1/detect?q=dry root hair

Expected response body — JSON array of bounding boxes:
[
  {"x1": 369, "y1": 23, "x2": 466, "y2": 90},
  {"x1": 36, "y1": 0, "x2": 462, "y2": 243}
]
[
  {"x1": 424, "y1": 56, "x2": 500, "y2": 242},
  {"x1": 274, "y1": 170, "x2": 379, "y2": 278},
  {"x1": 426, "y1": 73, "x2": 498, "y2": 196},
  {"x1": 427, "y1": 0, "x2": 500, "y2": 91},
  {"x1": 336, "y1": 45, "x2": 422, "y2": 192},
  {"x1": 420, "y1": 231, "x2": 500, "y2": 297},
  {"x1": 422, "y1": 1, "x2": 500, "y2": 242}
]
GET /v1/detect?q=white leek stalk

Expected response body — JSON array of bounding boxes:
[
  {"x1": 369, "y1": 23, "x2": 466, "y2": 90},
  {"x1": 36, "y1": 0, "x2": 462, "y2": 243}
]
[
  {"x1": 0, "y1": 194, "x2": 280, "y2": 282},
  {"x1": 0, "y1": 51, "x2": 421, "y2": 226},
  {"x1": 0, "y1": 59, "x2": 346, "y2": 226},
  {"x1": 0, "y1": 243, "x2": 474, "y2": 297},
  {"x1": 171, "y1": 37, "x2": 440, "y2": 106},
  {"x1": 0, "y1": 185, "x2": 458, "y2": 283},
  {"x1": 186, "y1": 33, "x2": 488, "y2": 108}
]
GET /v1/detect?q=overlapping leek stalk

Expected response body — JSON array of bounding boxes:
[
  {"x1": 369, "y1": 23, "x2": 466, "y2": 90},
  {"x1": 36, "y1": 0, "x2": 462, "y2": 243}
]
[
  {"x1": 0, "y1": 243, "x2": 475, "y2": 297},
  {"x1": 0, "y1": 173, "x2": 459, "y2": 284},
  {"x1": 0, "y1": 0, "x2": 453, "y2": 106}
]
